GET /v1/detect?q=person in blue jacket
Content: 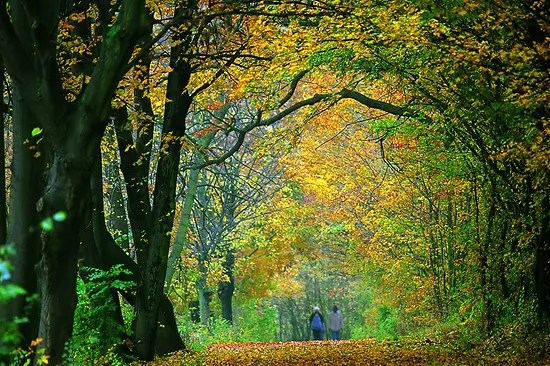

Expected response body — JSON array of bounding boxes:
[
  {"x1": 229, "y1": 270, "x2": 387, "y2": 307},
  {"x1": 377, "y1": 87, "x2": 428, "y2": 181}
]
[{"x1": 309, "y1": 306, "x2": 325, "y2": 340}]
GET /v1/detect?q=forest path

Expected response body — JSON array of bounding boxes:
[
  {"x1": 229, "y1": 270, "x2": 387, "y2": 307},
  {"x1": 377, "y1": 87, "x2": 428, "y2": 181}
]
[{"x1": 137, "y1": 338, "x2": 550, "y2": 365}]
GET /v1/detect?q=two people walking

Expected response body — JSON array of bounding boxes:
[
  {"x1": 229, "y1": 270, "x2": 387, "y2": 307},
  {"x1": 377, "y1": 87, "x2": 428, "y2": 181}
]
[{"x1": 309, "y1": 305, "x2": 344, "y2": 340}]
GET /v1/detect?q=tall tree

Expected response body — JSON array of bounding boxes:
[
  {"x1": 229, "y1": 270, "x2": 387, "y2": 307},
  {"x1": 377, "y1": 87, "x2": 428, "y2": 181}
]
[{"x1": 0, "y1": 1, "x2": 149, "y2": 363}]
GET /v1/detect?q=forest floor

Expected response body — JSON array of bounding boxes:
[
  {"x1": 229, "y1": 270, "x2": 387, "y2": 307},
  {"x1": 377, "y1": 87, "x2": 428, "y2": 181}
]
[{"x1": 135, "y1": 334, "x2": 550, "y2": 365}]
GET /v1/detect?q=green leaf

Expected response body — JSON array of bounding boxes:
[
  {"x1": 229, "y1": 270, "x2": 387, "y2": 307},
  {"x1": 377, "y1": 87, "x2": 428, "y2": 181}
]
[
  {"x1": 31, "y1": 127, "x2": 43, "y2": 137},
  {"x1": 40, "y1": 218, "x2": 54, "y2": 232},
  {"x1": 0, "y1": 284, "x2": 26, "y2": 302},
  {"x1": 53, "y1": 211, "x2": 67, "y2": 222}
]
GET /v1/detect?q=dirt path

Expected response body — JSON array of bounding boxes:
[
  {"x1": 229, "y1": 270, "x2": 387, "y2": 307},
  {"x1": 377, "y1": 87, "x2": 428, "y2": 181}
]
[{"x1": 135, "y1": 338, "x2": 550, "y2": 365}]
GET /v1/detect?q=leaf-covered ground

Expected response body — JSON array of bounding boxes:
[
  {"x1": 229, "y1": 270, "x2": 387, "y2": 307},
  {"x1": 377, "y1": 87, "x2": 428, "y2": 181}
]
[{"x1": 135, "y1": 337, "x2": 550, "y2": 365}]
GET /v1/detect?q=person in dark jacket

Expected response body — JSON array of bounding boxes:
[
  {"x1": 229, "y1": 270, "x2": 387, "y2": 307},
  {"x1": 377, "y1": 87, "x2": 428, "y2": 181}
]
[{"x1": 309, "y1": 306, "x2": 325, "y2": 340}]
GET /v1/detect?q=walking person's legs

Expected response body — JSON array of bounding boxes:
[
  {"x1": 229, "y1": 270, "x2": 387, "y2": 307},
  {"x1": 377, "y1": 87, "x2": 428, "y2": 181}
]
[{"x1": 312, "y1": 330, "x2": 322, "y2": 340}]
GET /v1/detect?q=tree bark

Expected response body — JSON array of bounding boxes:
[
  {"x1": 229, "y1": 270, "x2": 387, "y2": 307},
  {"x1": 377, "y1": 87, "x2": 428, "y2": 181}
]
[
  {"x1": 165, "y1": 167, "x2": 200, "y2": 291},
  {"x1": 197, "y1": 284, "x2": 212, "y2": 326},
  {"x1": 92, "y1": 123, "x2": 185, "y2": 356},
  {"x1": 218, "y1": 250, "x2": 235, "y2": 323},
  {"x1": 133, "y1": 53, "x2": 191, "y2": 359},
  {"x1": 155, "y1": 295, "x2": 185, "y2": 355},
  {"x1": 97, "y1": 235, "x2": 185, "y2": 355},
  {"x1": 114, "y1": 105, "x2": 153, "y2": 266},
  {"x1": 36, "y1": 148, "x2": 94, "y2": 365},
  {"x1": 105, "y1": 125, "x2": 130, "y2": 251},
  {"x1": 89, "y1": 194, "x2": 185, "y2": 355},
  {"x1": 7, "y1": 87, "x2": 44, "y2": 348}
]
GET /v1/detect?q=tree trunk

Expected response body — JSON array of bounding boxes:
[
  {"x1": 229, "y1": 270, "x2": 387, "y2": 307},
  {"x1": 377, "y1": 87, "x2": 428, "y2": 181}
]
[
  {"x1": 36, "y1": 150, "x2": 94, "y2": 365},
  {"x1": 105, "y1": 125, "x2": 130, "y2": 251},
  {"x1": 197, "y1": 285, "x2": 212, "y2": 326},
  {"x1": 165, "y1": 128, "x2": 219, "y2": 291},
  {"x1": 155, "y1": 295, "x2": 185, "y2": 355},
  {"x1": 114, "y1": 105, "x2": 153, "y2": 266},
  {"x1": 218, "y1": 250, "x2": 235, "y2": 323},
  {"x1": 90, "y1": 134, "x2": 185, "y2": 356},
  {"x1": 97, "y1": 233, "x2": 185, "y2": 354},
  {"x1": 133, "y1": 116, "x2": 188, "y2": 358},
  {"x1": 87, "y1": 204, "x2": 185, "y2": 355},
  {"x1": 1, "y1": 2, "x2": 149, "y2": 363},
  {"x1": 7, "y1": 87, "x2": 44, "y2": 348},
  {"x1": 165, "y1": 167, "x2": 200, "y2": 291},
  {"x1": 133, "y1": 49, "x2": 191, "y2": 358},
  {"x1": 218, "y1": 280, "x2": 235, "y2": 324}
]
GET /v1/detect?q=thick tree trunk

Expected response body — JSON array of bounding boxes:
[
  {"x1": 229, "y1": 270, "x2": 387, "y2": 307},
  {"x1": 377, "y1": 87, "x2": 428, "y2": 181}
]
[
  {"x1": 1, "y1": 2, "x2": 149, "y2": 364},
  {"x1": 7, "y1": 88, "x2": 44, "y2": 348},
  {"x1": 36, "y1": 151, "x2": 93, "y2": 365},
  {"x1": 116, "y1": 134, "x2": 187, "y2": 356},
  {"x1": 98, "y1": 235, "x2": 185, "y2": 355},
  {"x1": 155, "y1": 295, "x2": 185, "y2": 355}
]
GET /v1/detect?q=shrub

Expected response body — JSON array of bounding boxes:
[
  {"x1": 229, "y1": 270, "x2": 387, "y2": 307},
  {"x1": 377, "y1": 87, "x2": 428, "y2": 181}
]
[{"x1": 64, "y1": 264, "x2": 135, "y2": 365}]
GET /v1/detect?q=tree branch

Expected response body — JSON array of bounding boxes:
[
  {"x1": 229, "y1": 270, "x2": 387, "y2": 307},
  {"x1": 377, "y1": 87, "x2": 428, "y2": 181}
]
[
  {"x1": 278, "y1": 70, "x2": 309, "y2": 107},
  {"x1": 189, "y1": 81, "x2": 430, "y2": 169},
  {"x1": 0, "y1": 4, "x2": 41, "y2": 113},
  {"x1": 190, "y1": 41, "x2": 248, "y2": 99},
  {"x1": 78, "y1": 0, "x2": 149, "y2": 135}
]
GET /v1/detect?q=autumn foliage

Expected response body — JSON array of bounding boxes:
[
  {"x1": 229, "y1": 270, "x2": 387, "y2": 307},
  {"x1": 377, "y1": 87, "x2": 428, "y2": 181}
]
[{"x1": 135, "y1": 337, "x2": 550, "y2": 366}]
